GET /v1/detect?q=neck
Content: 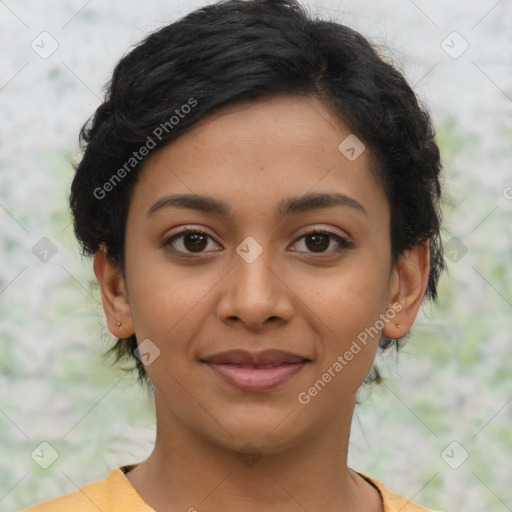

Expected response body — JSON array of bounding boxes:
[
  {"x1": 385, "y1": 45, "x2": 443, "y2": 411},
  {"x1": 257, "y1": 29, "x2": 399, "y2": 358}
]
[{"x1": 126, "y1": 393, "x2": 381, "y2": 512}]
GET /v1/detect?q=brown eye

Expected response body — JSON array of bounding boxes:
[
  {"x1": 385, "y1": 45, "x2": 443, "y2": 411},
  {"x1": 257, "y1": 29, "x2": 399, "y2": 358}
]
[
  {"x1": 182, "y1": 232, "x2": 208, "y2": 252},
  {"x1": 305, "y1": 233, "x2": 330, "y2": 252},
  {"x1": 163, "y1": 230, "x2": 221, "y2": 254},
  {"x1": 293, "y1": 230, "x2": 353, "y2": 255}
]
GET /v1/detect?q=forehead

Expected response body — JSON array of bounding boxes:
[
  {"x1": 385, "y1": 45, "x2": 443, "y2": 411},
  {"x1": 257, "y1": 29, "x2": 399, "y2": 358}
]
[{"x1": 130, "y1": 94, "x2": 388, "y2": 224}]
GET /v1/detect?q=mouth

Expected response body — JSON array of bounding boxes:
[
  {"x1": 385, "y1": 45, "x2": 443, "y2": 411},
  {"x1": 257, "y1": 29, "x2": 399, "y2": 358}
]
[{"x1": 201, "y1": 349, "x2": 311, "y2": 392}]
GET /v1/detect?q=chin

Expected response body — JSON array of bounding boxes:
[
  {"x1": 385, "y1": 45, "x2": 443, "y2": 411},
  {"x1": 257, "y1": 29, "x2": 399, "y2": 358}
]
[{"x1": 196, "y1": 406, "x2": 313, "y2": 456}]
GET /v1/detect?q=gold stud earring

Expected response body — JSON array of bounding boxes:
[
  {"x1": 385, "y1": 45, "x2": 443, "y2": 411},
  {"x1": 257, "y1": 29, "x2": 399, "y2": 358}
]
[
  {"x1": 117, "y1": 322, "x2": 121, "y2": 326},
  {"x1": 396, "y1": 324, "x2": 401, "y2": 329}
]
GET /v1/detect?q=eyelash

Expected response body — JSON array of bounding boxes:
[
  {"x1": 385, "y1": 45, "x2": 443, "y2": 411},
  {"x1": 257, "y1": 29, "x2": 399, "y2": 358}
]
[{"x1": 162, "y1": 227, "x2": 353, "y2": 257}]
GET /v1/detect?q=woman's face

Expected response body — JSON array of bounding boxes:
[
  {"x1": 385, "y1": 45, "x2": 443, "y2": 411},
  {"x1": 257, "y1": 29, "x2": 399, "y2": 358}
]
[{"x1": 115, "y1": 95, "x2": 404, "y2": 452}]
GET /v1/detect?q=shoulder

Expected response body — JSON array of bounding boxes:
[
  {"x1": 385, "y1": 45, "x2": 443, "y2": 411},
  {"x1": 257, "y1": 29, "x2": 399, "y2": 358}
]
[
  {"x1": 22, "y1": 467, "x2": 153, "y2": 512},
  {"x1": 22, "y1": 480, "x2": 109, "y2": 512},
  {"x1": 357, "y1": 472, "x2": 443, "y2": 512},
  {"x1": 22, "y1": 469, "x2": 116, "y2": 512}
]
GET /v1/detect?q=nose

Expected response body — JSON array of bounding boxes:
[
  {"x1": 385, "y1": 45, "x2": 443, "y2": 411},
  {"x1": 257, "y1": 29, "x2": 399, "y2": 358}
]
[{"x1": 216, "y1": 243, "x2": 294, "y2": 331}]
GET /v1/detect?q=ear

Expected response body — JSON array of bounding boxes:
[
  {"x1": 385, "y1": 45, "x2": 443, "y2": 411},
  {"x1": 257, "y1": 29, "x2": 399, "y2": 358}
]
[
  {"x1": 93, "y1": 245, "x2": 134, "y2": 338},
  {"x1": 382, "y1": 240, "x2": 430, "y2": 339}
]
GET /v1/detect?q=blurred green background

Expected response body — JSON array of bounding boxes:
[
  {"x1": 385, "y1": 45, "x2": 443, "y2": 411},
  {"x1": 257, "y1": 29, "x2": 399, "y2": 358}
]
[{"x1": 1, "y1": 1, "x2": 511, "y2": 511}]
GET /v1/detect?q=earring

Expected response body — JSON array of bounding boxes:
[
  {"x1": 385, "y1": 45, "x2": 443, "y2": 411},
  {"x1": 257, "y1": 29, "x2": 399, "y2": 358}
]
[
  {"x1": 396, "y1": 324, "x2": 401, "y2": 329},
  {"x1": 117, "y1": 322, "x2": 121, "y2": 326}
]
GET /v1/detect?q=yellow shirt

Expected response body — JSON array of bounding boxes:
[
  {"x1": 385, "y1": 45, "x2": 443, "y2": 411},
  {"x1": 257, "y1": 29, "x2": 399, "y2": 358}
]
[{"x1": 23, "y1": 466, "x2": 441, "y2": 512}]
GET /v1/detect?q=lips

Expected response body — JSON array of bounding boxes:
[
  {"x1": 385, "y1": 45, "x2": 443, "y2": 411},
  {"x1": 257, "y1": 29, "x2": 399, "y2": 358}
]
[
  {"x1": 203, "y1": 349, "x2": 309, "y2": 366},
  {"x1": 202, "y1": 349, "x2": 310, "y2": 392}
]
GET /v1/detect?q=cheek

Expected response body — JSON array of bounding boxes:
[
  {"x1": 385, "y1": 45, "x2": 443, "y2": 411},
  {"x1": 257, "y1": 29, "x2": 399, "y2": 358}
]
[
  {"x1": 295, "y1": 272, "x2": 386, "y2": 411},
  {"x1": 127, "y1": 270, "x2": 218, "y2": 390},
  {"x1": 124, "y1": 247, "x2": 215, "y2": 345},
  {"x1": 299, "y1": 257, "x2": 390, "y2": 332},
  {"x1": 294, "y1": 253, "x2": 390, "y2": 385}
]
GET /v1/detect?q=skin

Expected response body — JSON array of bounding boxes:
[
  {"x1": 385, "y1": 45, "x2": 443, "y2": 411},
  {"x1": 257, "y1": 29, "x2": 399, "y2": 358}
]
[{"x1": 94, "y1": 94, "x2": 430, "y2": 512}]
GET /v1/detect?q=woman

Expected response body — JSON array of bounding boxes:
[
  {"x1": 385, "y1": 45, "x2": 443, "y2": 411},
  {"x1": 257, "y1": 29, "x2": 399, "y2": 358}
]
[{"x1": 25, "y1": 0, "x2": 445, "y2": 510}]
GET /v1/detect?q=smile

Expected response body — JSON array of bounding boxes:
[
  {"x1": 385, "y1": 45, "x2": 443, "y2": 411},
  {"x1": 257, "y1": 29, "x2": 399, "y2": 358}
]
[
  {"x1": 204, "y1": 361, "x2": 309, "y2": 392},
  {"x1": 201, "y1": 349, "x2": 311, "y2": 392}
]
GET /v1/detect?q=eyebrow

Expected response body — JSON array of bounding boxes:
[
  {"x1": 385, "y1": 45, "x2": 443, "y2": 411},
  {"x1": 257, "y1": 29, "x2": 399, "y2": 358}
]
[{"x1": 147, "y1": 191, "x2": 367, "y2": 218}]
